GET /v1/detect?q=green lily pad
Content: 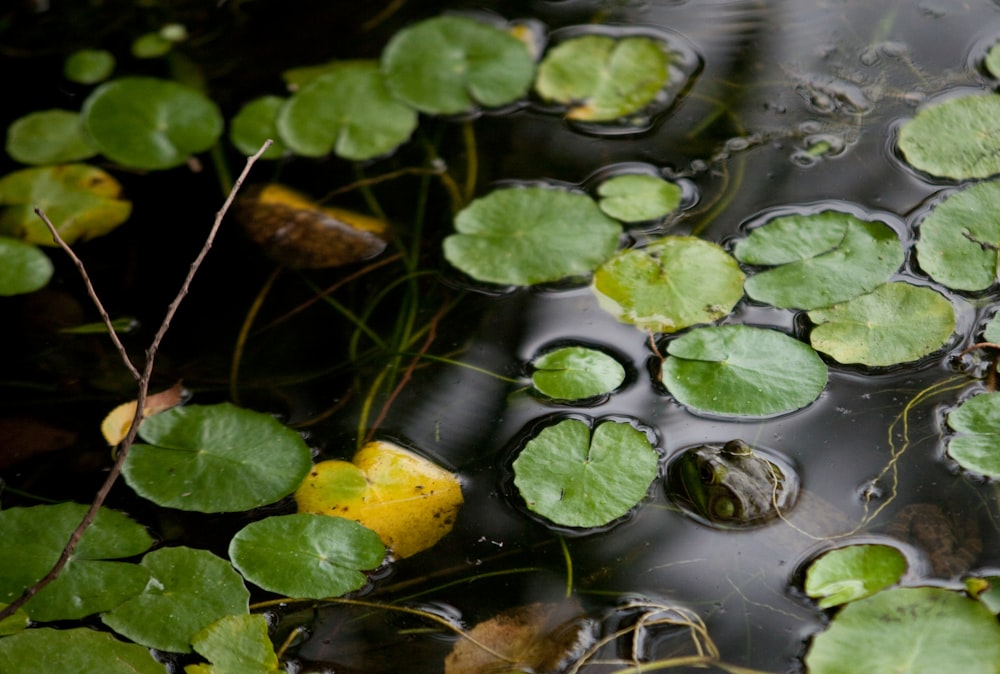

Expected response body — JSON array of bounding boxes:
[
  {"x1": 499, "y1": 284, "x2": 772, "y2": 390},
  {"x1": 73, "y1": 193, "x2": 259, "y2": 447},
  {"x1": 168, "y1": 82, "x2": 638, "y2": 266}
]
[
  {"x1": 63, "y1": 49, "x2": 115, "y2": 84},
  {"x1": 6, "y1": 110, "x2": 97, "y2": 165},
  {"x1": 805, "y1": 587, "x2": 1000, "y2": 674},
  {"x1": 277, "y1": 61, "x2": 417, "y2": 160},
  {"x1": 807, "y1": 282, "x2": 955, "y2": 367},
  {"x1": 443, "y1": 186, "x2": 622, "y2": 286},
  {"x1": 382, "y1": 16, "x2": 535, "y2": 115},
  {"x1": 101, "y1": 547, "x2": 250, "y2": 653},
  {"x1": 0, "y1": 503, "x2": 153, "y2": 621},
  {"x1": 898, "y1": 94, "x2": 1000, "y2": 179},
  {"x1": 968, "y1": 576, "x2": 1000, "y2": 614},
  {"x1": 531, "y1": 346, "x2": 626, "y2": 401},
  {"x1": 985, "y1": 313, "x2": 1000, "y2": 344},
  {"x1": 0, "y1": 627, "x2": 166, "y2": 673},
  {"x1": 0, "y1": 237, "x2": 52, "y2": 295},
  {"x1": 229, "y1": 513, "x2": 385, "y2": 599},
  {"x1": 535, "y1": 34, "x2": 669, "y2": 121},
  {"x1": 915, "y1": 180, "x2": 1000, "y2": 291},
  {"x1": 734, "y1": 210, "x2": 903, "y2": 310},
  {"x1": 123, "y1": 403, "x2": 313, "y2": 513},
  {"x1": 660, "y1": 325, "x2": 827, "y2": 418},
  {"x1": 987, "y1": 43, "x2": 1000, "y2": 79},
  {"x1": 229, "y1": 96, "x2": 287, "y2": 159},
  {"x1": 81, "y1": 77, "x2": 223, "y2": 170},
  {"x1": 804, "y1": 544, "x2": 907, "y2": 609},
  {"x1": 0, "y1": 604, "x2": 29, "y2": 637},
  {"x1": 512, "y1": 418, "x2": 659, "y2": 528},
  {"x1": 0, "y1": 164, "x2": 132, "y2": 245},
  {"x1": 945, "y1": 392, "x2": 1000, "y2": 478},
  {"x1": 596, "y1": 174, "x2": 682, "y2": 222},
  {"x1": 591, "y1": 236, "x2": 745, "y2": 333},
  {"x1": 188, "y1": 614, "x2": 281, "y2": 674}
]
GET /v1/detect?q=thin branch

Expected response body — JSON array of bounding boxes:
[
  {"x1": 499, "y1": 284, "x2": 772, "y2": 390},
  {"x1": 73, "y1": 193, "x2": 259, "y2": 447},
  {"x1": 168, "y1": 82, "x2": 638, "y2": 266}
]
[{"x1": 0, "y1": 140, "x2": 271, "y2": 623}]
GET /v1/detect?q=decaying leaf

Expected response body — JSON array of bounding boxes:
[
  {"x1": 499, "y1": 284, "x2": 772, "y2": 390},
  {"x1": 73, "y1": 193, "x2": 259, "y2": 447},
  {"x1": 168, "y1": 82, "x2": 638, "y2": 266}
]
[
  {"x1": 444, "y1": 600, "x2": 594, "y2": 674},
  {"x1": 100, "y1": 382, "x2": 185, "y2": 445},
  {"x1": 294, "y1": 440, "x2": 463, "y2": 559},
  {"x1": 235, "y1": 184, "x2": 388, "y2": 269}
]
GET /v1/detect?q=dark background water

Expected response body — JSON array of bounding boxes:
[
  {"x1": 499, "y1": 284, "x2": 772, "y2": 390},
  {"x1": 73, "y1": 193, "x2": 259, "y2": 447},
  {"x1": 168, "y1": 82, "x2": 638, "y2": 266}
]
[{"x1": 3, "y1": 1, "x2": 1000, "y2": 672}]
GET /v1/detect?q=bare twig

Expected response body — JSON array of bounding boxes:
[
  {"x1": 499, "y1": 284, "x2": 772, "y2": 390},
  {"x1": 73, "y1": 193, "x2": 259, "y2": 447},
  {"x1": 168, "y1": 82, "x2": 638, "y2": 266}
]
[{"x1": 0, "y1": 140, "x2": 271, "y2": 623}]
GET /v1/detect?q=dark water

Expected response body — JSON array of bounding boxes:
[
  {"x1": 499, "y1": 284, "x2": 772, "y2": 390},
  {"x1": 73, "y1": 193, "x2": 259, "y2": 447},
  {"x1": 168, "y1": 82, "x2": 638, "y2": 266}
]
[{"x1": 3, "y1": 1, "x2": 1000, "y2": 672}]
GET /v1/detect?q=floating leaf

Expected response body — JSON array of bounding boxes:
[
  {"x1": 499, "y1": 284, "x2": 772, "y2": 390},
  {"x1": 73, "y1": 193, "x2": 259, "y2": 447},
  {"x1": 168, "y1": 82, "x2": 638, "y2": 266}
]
[
  {"x1": 132, "y1": 33, "x2": 173, "y2": 59},
  {"x1": 734, "y1": 210, "x2": 903, "y2": 310},
  {"x1": 0, "y1": 604, "x2": 29, "y2": 637},
  {"x1": 6, "y1": 110, "x2": 97, "y2": 165},
  {"x1": 277, "y1": 61, "x2": 417, "y2": 161},
  {"x1": 63, "y1": 49, "x2": 115, "y2": 84},
  {"x1": 101, "y1": 382, "x2": 185, "y2": 445},
  {"x1": 124, "y1": 403, "x2": 313, "y2": 512},
  {"x1": 987, "y1": 42, "x2": 1000, "y2": 79},
  {"x1": 295, "y1": 440, "x2": 463, "y2": 559},
  {"x1": 986, "y1": 313, "x2": 1000, "y2": 344},
  {"x1": 596, "y1": 174, "x2": 682, "y2": 222},
  {"x1": 945, "y1": 392, "x2": 1000, "y2": 478},
  {"x1": 235, "y1": 184, "x2": 387, "y2": 268},
  {"x1": 968, "y1": 576, "x2": 1000, "y2": 614},
  {"x1": 229, "y1": 513, "x2": 385, "y2": 599},
  {"x1": 0, "y1": 237, "x2": 52, "y2": 296},
  {"x1": 535, "y1": 35, "x2": 669, "y2": 121},
  {"x1": 0, "y1": 502, "x2": 153, "y2": 621},
  {"x1": 591, "y1": 236, "x2": 745, "y2": 333},
  {"x1": 187, "y1": 614, "x2": 281, "y2": 674},
  {"x1": 915, "y1": 181, "x2": 1000, "y2": 291},
  {"x1": 81, "y1": 77, "x2": 223, "y2": 170},
  {"x1": 0, "y1": 164, "x2": 132, "y2": 245},
  {"x1": 805, "y1": 587, "x2": 1000, "y2": 674},
  {"x1": 443, "y1": 186, "x2": 622, "y2": 286},
  {"x1": 0, "y1": 627, "x2": 166, "y2": 674},
  {"x1": 807, "y1": 282, "x2": 954, "y2": 367},
  {"x1": 59, "y1": 316, "x2": 138, "y2": 335},
  {"x1": 804, "y1": 544, "x2": 907, "y2": 609},
  {"x1": 444, "y1": 600, "x2": 593, "y2": 674},
  {"x1": 382, "y1": 16, "x2": 535, "y2": 115},
  {"x1": 898, "y1": 94, "x2": 1000, "y2": 180},
  {"x1": 530, "y1": 346, "x2": 626, "y2": 401},
  {"x1": 660, "y1": 325, "x2": 827, "y2": 418},
  {"x1": 101, "y1": 547, "x2": 250, "y2": 653},
  {"x1": 512, "y1": 418, "x2": 658, "y2": 528},
  {"x1": 229, "y1": 96, "x2": 287, "y2": 159}
]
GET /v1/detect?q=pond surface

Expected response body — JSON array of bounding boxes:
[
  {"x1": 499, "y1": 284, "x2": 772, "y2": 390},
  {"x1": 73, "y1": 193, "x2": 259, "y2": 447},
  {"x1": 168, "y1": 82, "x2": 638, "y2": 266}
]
[{"x1": 3, "y1": 0, "x2": 1000, "y2": 672}]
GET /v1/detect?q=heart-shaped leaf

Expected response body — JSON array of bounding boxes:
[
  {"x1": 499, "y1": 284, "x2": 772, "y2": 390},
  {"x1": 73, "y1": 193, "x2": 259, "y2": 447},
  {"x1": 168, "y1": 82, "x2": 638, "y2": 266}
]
[{"x1": 530, "y1": 345, "x2": 626, "y2": 401}]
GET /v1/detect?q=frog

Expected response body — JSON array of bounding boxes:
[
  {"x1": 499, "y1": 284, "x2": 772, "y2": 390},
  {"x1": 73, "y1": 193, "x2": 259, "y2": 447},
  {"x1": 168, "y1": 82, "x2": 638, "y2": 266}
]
[{"x1": 667, "y1": 439, "x2": 982, "y2": 578}]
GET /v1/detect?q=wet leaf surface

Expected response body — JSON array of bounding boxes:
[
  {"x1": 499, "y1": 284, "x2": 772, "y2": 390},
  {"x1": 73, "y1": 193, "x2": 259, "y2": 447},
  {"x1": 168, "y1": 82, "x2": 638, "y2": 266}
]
[
  {"x1": 187, "y1": 614, "x2": 282, "y2": 674},
  {"x1": 229, "y1": 96, "x2": 287, "y2": 159},
  {"x1": 898, "y1": 94, "x2": 1000, "y2": 179},
  {"x1": 0, "y1": 237, "x2": 52, "y2": 296},
  {"x1": 5, "y1": 110, "x2": 97, "y2": 165},
  {"x1": 804, "y1": 544, "x2": 907, "y2": 609},
  {"x1": 530, "y1": 345, "x2": 626, "y2": 401},
  {"x1": 0, "y1": 627, "x2": 166, "y2": 673},
  {"x1": 596, "y1": 173, "x2": 683, "y2": 222},
  {"x1": 945, "y1": 392, "x2": 1000, "y2": 478}
]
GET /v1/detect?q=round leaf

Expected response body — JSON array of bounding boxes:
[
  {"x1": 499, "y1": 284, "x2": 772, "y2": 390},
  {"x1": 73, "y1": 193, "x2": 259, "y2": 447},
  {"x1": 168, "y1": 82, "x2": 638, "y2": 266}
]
[
  {"x1": 229, "y1": 513, "x2": 385, "y2": 599},
  {"x1": 512, "y1": 418, "x2": 659, "y2": 528},
  {"x1": 734, "y1": 210, "x2": 903, "y2": 310},
  {"x1": 382, "y1": 16, "x2": 535, "y2": 114},
  {"x1": 0, "y1": 164, "x2": 132, "y2": 245},
  {"x1": 536, "y1": 35, "x2": 670, "y2": 121},
  {"x1": 229, "y1": 96, "x2": 287, "y2": 159},
  {"x1": 101, "y1": 547, "x2": 250, "y2": 653},
  {"x1": 295, "y1": 441, "x2": 464, "y2": 559},
  {"x1": 0, "y1": 627, "x2": 166, "y2": 674},
  {"x1": 443, "y1": 186, "x2": 622, "y2": 286},
  {"x1": 898, "y1": 94, "x2": 1000, "y2": 180},
  {"x1": 985, "y1": 313, "x2": 1000, "y2": 344},
  {"x1": 660, "y1": 325, "x2": 827, "y2": 418},
  {"x1": 530, "y1": 346, "x2": 626, "y2": 401},
  {"x1": 807, "y1": 282, "x2": 955, "y2": 367},
  {"x1": 0, "y1": 503, "x2": 154, "y2": 621},
  {"x1": 805, "y1": 587, "x2": 1000, "y2": 674},
  {"x1": 0, "y1": 237, "x2": 52, "y2": 296},
  {"x1": 596, "y1": 174, "x2": 682, "y2": 222},
  {"x1": 591, "y1": 236, "x2": 745, "y2": 333},
  {"x1": 6, "y1": 110, "x2": 97, "y2": 165},
  {"x1": 804, "y1": 544, "x2": 907, "y2": 609},
  {"x1": 81, "y1": 77, "x2": 223, "y2": 170},
  {"x1": 63, "y1": 49, "x2": 115, "y2": 84},
  {"x1": 124, "y1": 403, "x2": 313, "y2": 512},
  {"x1": 277, "y1": 62, "x2": 417, "y2": 160},
  {"x1": 946, "y1": 392, "x2": 1000, "y2": 478},
  {"x1": 916, "y1": 181, "x2": 1000, "y2": 291},
  {"x1": 190, "y1": 614, "x2": 281, "y2": 674}
]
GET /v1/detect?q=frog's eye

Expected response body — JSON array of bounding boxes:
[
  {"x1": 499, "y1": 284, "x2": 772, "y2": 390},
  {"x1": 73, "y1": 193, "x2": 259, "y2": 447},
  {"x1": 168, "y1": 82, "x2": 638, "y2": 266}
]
[
  {"x1": 698, "y1": 463, "x2": 716, "y2": 484},
  {"x1": 712, "y1": 496, "x2": 736, "y2": 520}
]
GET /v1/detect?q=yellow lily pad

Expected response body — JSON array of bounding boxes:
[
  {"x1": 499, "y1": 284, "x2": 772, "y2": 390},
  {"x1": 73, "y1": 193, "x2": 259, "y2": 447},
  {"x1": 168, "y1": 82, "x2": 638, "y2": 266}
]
[{"x1": 295, "y1": 441, "x2": 463, "y2": 559}]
